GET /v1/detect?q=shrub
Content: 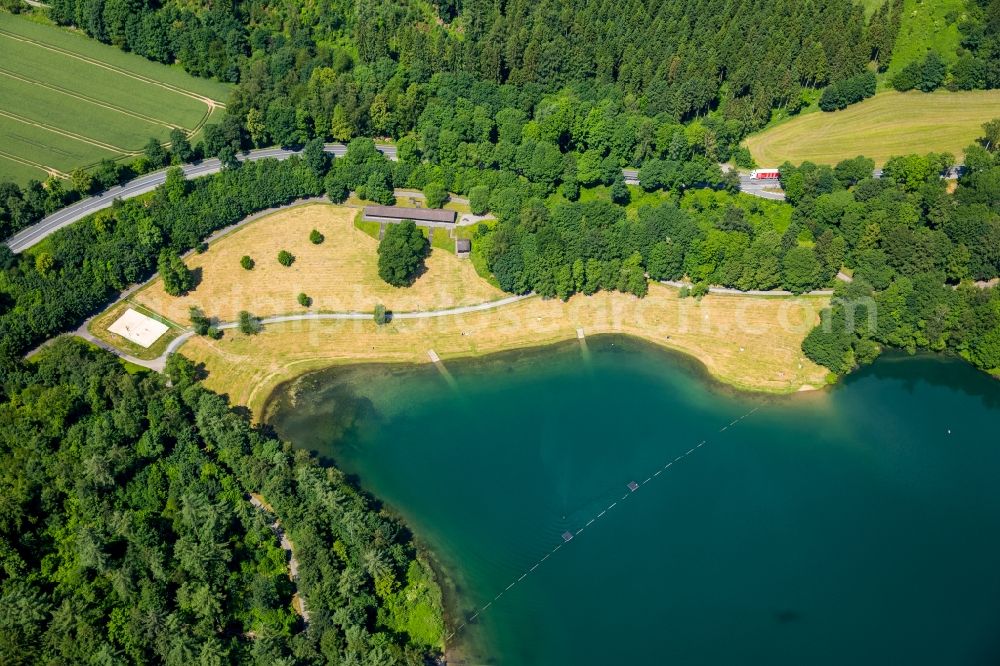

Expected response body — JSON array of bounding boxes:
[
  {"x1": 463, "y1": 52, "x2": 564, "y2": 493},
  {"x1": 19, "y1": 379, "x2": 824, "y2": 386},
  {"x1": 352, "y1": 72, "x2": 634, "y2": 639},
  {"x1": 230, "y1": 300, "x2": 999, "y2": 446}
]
[
  {"x1": 297, "y1": 292, "x2": 312, "y2": 307},
  {"x1": 238, "y1": 311, "x2": 262, "y2": 335},
  {"x1": 377, "y1": 221, "x2": 428, "y2": 286},
  {"x1": 207, "y1": 326, "x2": 223, "y2": 340},
  {"x1": 560, "y1": 179, "x2": 580, "y2": 201},
  {"x1": 325, "y1": 171, "x2": 349, "y2": 203},
  {"x1": 731, "y1": 146, "x2": 755, "y2": 169},
  {"x1": 423, "y1": 182, "x2": 448, "y2": 209},
  {"x1": 277, "y1": 250, "x2": 294, "y2": 266},
  {"x1": 189, "y1": 306, "x2": 210, "y2": 336},
  {"x1": 691, "y1": 281, "x2": 710, "y2": 299},
  {"x1": 195, "y1": 242, "x2": 208, "y2": 253},
  {"x1": 610, "y1": 176, "x2": 631, "y2": 205},
  {"x1": 309, "y1": 229, "x2": 324, "y2": 244},
  {"x1": 892, "y1": 52, "x2": 947, "y2": 93},
  {"x1": 819, "y1": 72, "x2": 877, "y2": 112},
  {"x1": 159, "y1": 249, "x2": 193, "y2": 296},
  {"x1": 240, "y1": 255, "x2": 254, "y2": 270},
  {"x1": 468, "y1": 185, "x2": 490, "y2": 215},
  {"x1": 374, "y1": 303, "x2": 388, "y2": 325}
]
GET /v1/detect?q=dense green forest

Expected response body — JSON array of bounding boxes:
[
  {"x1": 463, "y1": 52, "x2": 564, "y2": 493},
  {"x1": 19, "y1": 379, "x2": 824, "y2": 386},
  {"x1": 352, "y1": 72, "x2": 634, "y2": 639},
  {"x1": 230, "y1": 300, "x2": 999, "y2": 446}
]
[
  {"x1": 794, "y1": 140, "x2": 1000, "y2": 375},
  {"x1": 29, "y1": 0, "x2": 896, "y2": 182},
  {"x1": 891, "y1": 0, "x2": 1000, "y2": 92},
  {"x1": 0, "y1": 339, "x2": 443, "y2": 664},
  {"x1": 3, "y1": 0, "x2": 995, "y2": 243},
  {"x1": 0, "y1": 0, "x2": 997, "y2": 662}
]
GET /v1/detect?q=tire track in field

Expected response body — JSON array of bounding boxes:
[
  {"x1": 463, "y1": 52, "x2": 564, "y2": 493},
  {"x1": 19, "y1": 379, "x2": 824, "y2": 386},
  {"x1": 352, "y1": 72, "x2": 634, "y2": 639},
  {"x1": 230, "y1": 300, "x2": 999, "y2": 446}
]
[
  {"x1": 0, "y1": 29, "x2": 227, "y2": 109},
  {"x1": 0, "y1": 109, "x2": 128, "y2": 152},
  {"x1": 0, "y1": 67, "x2": 183, "y2": 130},
  {"x1": 0, "y1": 149, "x2": 66, "y2": 179}
]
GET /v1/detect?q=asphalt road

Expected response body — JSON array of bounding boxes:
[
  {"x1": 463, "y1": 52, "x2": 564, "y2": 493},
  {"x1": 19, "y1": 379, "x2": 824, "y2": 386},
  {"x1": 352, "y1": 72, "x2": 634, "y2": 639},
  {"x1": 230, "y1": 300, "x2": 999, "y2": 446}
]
[
  {"x1": 739, "y1": 175, "x2": 786, "y2": 200},
  {"x1": 10, "y1": 142, "x2": 792, "y2": 253},
  {"x1": 5, "y1": 143, "x2": 396, "y2": 253}
]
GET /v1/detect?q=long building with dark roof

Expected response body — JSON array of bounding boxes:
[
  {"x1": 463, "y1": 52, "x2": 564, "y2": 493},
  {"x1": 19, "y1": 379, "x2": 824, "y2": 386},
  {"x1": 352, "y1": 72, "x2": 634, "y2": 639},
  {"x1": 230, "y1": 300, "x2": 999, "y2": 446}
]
[{"x1": 362, "y1": 205, "x2": 456, "y2": 225}]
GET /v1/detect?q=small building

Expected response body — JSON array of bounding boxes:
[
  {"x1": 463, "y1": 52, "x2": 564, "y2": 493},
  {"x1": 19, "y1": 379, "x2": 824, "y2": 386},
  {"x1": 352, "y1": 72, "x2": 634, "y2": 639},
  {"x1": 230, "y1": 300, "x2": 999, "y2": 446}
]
[
  {"x1": 455, "y1": 238, "x2": 471, "y2": 257},
  {"x1": 363, "y1": 205, "x2": 456, "y2": 225}
]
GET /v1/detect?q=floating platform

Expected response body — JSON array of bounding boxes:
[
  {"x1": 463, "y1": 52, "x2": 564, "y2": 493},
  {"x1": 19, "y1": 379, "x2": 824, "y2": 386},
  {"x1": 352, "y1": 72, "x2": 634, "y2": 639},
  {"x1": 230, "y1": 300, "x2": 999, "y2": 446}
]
[
  {"x1": 627, "y1": 481, "x2": 639, "y2": 491},
  {"x1": 576, "y1": 327, "x2": 585, "y2": 339},
  {"x1": 561, "y1": 531, "x2": 574, "y2": 542}
]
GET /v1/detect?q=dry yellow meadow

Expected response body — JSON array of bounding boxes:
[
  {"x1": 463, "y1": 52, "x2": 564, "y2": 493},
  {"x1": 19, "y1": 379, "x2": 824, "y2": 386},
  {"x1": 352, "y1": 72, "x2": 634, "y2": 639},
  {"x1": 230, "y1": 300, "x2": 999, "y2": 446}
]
[
  {"x1": 136, "y1": 203, "x2": 505, "y2": 323},
  {"x1": 744, "y1": 90, "x2": 1000, "y2": 167},
  {"x1": 176, "y1": 284, "x2": 831, "y2": 417}
]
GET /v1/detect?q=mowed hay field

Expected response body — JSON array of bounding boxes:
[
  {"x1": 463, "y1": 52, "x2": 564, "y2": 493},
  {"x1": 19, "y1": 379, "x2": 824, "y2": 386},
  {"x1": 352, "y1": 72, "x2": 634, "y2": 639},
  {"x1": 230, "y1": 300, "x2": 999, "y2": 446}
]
[
  {"x1": 136, "y1": 203, "x2": 506, "y2": 322},
  {"x1": 175, "y1": 285, "x2": 830, "y2": 417},
  {"x1": 0, "y1": 14, "x2": 230, "y2": 184},
  {"x1": 743, "y1": 90, "x2": 1000, "y2": 167}
]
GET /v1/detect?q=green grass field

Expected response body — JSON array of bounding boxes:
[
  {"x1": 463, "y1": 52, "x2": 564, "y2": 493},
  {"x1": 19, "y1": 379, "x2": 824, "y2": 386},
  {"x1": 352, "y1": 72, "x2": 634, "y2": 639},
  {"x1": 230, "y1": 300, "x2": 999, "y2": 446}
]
[
  {"x1": 853, "y1": 0, "x2": 886, "y2": 18},
  {"x1": 0, "y1": 13, "x2": 231, "y2": 184},
  {"x1": 885, "y1": 0, "x2": 966, "y2": 78},
  {"x1": 743, "y1": 90, "x2": 1000, "y2": 167}
]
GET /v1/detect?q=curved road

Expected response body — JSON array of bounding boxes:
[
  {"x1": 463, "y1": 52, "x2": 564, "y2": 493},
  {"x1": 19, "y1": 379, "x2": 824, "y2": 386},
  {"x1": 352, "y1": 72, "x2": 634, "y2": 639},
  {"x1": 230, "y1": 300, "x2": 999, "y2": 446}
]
[
  {"x1": 6, "y1": 143, "x2": 396, "y2": 253},
  {"x1": 96, "y1": 294, "x2": 536, "y2": 371},
  {"x1": 8, "y1": 143, "x2": 785, "y2": 253}
]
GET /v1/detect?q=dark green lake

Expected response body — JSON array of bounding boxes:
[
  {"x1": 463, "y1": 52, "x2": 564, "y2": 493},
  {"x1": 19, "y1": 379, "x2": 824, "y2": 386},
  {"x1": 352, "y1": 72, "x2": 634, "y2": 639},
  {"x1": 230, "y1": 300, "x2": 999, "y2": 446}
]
[{"x1": 267, "y1": 336, "x2": 1000, "y2": 665}]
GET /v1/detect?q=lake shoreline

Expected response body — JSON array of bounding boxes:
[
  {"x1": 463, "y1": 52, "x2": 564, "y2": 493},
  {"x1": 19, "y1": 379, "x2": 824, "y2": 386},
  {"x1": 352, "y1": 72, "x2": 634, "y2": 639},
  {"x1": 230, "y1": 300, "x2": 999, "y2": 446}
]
[
  {"x1": 261, "y1": 332, "x2": 827, "y2": 422},
  {"x1": 266, "y1": 346, "x2": 1000, "y2": 665},
  {"x1": 256, "y1": 326, "x2": 829, "y2": 423},
  {"x1": 261, "y1": 334, "x2": 834, "y2": 656}
]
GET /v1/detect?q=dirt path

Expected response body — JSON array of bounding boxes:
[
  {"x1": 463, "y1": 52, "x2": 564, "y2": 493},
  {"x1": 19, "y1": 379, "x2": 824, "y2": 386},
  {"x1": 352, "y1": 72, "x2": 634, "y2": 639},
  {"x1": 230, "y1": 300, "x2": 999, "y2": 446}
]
[{"x1": 248, "y1": 493, "x2": 310, "y2": 624}]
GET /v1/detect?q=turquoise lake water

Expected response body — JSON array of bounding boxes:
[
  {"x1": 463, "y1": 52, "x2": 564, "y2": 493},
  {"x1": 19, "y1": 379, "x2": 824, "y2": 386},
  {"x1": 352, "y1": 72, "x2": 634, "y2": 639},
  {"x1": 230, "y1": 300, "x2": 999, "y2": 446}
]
[{"x1": 267, "y1": 336, "x2": 1000, "y2": 665}]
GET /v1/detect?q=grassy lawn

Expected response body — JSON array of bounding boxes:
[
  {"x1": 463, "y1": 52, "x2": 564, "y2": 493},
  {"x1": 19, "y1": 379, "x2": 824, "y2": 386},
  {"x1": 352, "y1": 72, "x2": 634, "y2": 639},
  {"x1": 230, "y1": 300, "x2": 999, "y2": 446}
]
[
  {"x1": 0, "y1": 113, "x2": 118, "y2": 177},
  {"x1": 885, "y1": 0, "x2": 966, "y2": 79},
  {"x1": 88, "y1": 300, "x2": 184, "y2": 361},
  {"x1": 0, "y1": 153, "x2": 51, "y2": 182},
  {"x1": 353, "y1": 210, "x2": 382, "y2": 239},
  {"x1": 743, "y1": 90, "x2": 1000, "y2": 167},
  {"x1": 852, "y1": 0, "x2": 886, "y2": 18},
  {"x1": 0, "y1": 13, "x2": 232, "y2": 184},
  {"x1": 134, "y1": 203, "x2": 506, "y2": 323},
  {"x1": 176, "y1": 283, "x2": 830, "y2": 417},
  {"x1": 0, "y1": 75, "x2": 170, "y2": 149},
  {"x1": 547, "y1": 184, "x2": 678, "y2": 219},
  {"x1": 429, "y1": 227, "x2": 454, "y2": 253},
  {"x1": 0, "y1": 14, "x2": 231, "y2": 101}
]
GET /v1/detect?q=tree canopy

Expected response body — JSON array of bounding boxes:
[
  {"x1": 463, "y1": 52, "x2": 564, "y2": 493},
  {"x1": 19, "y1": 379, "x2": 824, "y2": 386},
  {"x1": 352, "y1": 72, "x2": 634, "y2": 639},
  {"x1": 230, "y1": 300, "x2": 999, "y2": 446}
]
[
  {"x1": 377, "y1": 221, "x2": 428, "y2": 287},
  {"x1": 0, "y1": 339, "x2": 444, "y2": 664}
]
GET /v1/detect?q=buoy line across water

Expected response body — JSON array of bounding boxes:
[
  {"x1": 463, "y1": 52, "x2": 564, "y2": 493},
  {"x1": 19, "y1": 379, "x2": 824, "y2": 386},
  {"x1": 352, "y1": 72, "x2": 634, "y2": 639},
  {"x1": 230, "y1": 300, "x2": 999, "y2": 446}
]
[{"x1": 445, "y1": 405, "x2": 762, "y2": 641}]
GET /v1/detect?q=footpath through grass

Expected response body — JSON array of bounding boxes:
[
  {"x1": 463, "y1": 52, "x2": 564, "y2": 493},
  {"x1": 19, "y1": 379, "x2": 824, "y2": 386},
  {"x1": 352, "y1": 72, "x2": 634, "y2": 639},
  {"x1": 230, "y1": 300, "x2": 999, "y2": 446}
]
[
  {"x1": 178, "y1": 285, "x2": 831, "y2": 418},
  {"x1": 743, "y1": 90, "x2": 1000, "y2": 167},
  {"x1": 0, "y1": 13, "x2": 231, "y2": 184}
]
